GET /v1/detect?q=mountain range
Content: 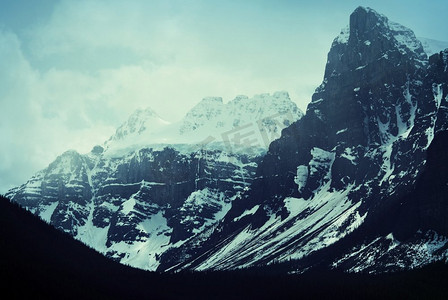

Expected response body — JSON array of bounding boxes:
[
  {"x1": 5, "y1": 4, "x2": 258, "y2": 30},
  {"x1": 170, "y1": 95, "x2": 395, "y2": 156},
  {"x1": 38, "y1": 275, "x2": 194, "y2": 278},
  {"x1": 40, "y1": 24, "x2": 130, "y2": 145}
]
[{"x1": 6, "y1": 6, "x2": 448, "y2": 274}]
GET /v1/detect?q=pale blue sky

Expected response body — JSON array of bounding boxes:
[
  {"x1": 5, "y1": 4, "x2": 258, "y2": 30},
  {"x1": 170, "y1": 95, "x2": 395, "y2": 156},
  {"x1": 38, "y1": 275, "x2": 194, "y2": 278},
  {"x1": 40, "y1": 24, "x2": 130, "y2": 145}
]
[{"x1": 1, "y1": 0, "x2": 447, "y2": 192}]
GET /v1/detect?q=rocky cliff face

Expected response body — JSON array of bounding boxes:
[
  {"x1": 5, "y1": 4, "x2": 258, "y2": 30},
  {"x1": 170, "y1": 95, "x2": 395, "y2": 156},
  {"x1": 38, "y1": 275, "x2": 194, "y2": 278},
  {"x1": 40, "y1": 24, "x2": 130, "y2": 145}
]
[{"x1": 157, "y1": 7, "x2": 448, "y2": 272}]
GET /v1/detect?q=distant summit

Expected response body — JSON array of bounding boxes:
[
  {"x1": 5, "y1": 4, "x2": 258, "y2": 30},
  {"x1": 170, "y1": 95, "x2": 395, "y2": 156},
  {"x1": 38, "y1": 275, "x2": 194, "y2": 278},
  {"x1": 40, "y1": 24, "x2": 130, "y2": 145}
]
[{"x1": 104, "y1": 92, "x2": 303, "y2": 156}]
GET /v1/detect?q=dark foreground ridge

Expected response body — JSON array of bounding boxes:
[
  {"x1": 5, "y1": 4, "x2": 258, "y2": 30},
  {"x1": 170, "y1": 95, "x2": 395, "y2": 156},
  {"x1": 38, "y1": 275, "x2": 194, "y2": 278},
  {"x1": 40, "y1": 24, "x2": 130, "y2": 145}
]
[{"x1": 1, "y1": 195, "x2": 447, "y2": 299}]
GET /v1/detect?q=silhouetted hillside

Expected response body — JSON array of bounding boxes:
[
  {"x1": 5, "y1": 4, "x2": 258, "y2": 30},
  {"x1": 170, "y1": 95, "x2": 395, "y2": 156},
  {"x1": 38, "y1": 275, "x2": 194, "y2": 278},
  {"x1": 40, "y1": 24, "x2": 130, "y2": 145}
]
[{"x1": 0, "y1": 194, "x2": 159, "y2": 299}]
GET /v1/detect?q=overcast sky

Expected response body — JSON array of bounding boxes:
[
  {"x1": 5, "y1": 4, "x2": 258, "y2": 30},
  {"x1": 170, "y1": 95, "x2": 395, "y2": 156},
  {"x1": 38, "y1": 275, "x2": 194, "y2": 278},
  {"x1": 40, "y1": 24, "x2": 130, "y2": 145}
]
[{"x1": 1, "y1": 0, "x2": 448, "y2": 193}]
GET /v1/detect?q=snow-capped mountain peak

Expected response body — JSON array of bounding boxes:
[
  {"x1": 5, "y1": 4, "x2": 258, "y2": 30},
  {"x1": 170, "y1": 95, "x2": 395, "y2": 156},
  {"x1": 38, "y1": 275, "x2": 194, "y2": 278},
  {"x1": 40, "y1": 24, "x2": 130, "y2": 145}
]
[
  {"x1": 179, "y1": 97, "x2": 225, "y2": 135},
  {"x1": 332, "y1": 6, "x2": 426, "y2": 64},
  {"x1": 103, "y1": 92, "x2": 303, "y2": 157},
  {"x1": 180, "y1": 91, "x2": 302, "y2": 134},
  {"x1": 109, "y1": 107, "x2": 170, "y2": 142},
  {"x1": 323, "y1": 6, "x2": 427, "y2": 97}
]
